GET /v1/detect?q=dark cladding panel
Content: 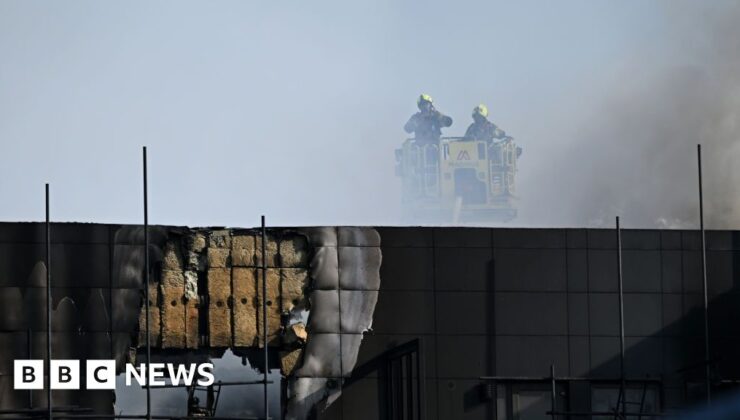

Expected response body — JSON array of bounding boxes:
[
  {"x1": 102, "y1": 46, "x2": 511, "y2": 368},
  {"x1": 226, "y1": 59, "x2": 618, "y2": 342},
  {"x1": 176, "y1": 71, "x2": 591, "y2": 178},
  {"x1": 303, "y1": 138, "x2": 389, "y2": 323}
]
[
  {"x1": 662, "y1": 294, "x2": 683, "y2": 336},
  {"x1": 112, "y1": 332, "x2": 133, "y2": 365},
  {"x1": 79, "y1": 289, "x2": 112, "y2": 332},
  {"x1": 0, "y1": 287, "x2": 25, "y2": 331},
  {"x1": 568, "y1": 293, "x2": 589, "y2": 335},
  {"x1": 0, "y1": 223, "x2": 45, "y2": 243},
  {"x1": 587, "y1": 229, "x2": 617, "y2": 249},
  {"x1": 680, "y1": 337, "x2": 705, "y2": 371},
  {"x1": 625, "y1": 337, "x2": 663, "y2": 376},
  {"x1": 663, "y1": 337, "x2": 690, "y2": 374},
  {"x1": 0, "y1": 243, "x2": 45, "y2": 287},
  {"x1": 706, "y1": 231, "x2": 735, "y2": 250},
  {"x1": 681, "y1": 231, "x2": 701, "y2": 250},
  {"x1": 621, "y1": 230, "x2": 660, "y2": 250},
  {"x1": 0, "y1": 332, "x2": 28, "y2": 374},
  {"x1": 436, "y1": 292, "x2": 491, "y2": 335},
  {"x1": 705, "y1": 230, "x2": 740, "y2": 250},
  {"x1": 664, "y1": 387, "x2": 684, "y2": 410},
  {"x1": 111, "y1": 288, "x2": 142, "y2": 332},
  {"x1": 436, "y1": 335, "x2": 493, "y2": 378},
  {"x1": 50, "y1": 223, "x2": 111, "y2": 244},
  {"x1": 566, "y1": 229, "x2": 588, "y2": 249},
  {"x1": 708, "y1": 293, "x2": 740, "y2": 338},
  {"x1": 379, "y1": 246, "x2": 434, "y2": 290},
  {"x1": 494, "y1": 293, "x2": 567, "y2": 336},
  {"x1": 492, "y1": 228, "x2": 566, "y2": 249},
  {"x1": 433, "y1": 227, "x2": 492, "y2": 248},
  {"x1": 661, "y1": 230, "x2": 682, "y2": 250},
  {"x1": 436, "y1": 379, "x2": 496, "y2": 420},
  {"x1": 376, "y1": 227, "x2": 433, "y2": 247},
  {"x1": 706, "y1": 250, "x2": 737, "y2": 294},
  {"x1": 51, "y1": 243, "x2": 111, "y2": 288},
  {"x1": 622, "y1": 250, "x2": 661, "y2": 293},
  {"x1": 435, "y1": 247, "x2": 492, "y2": 291},
  {"x1": 681, "y1": 250, "x2": 702, "y2": 293},
  {"x1": 569, "y1": 336, "x2": 590, "y2": 376},
  {"x1": 355, "y1": 334, "x2": 436, "y2": 379},
  {"x1": 661, "y1": 250, "x2": 683, "y2": 293},
  {"x1": 49, "y1": 287, "x2": 112, "y2": 332},
  {"x1": 587, "y1": 250, "x2": 618, "y2": 292},
  {"x1": 372, "y1": 291, "x2": 436, "y2": 334},
  {"x1": 20, "y1": 288, "x2": 47, "y2": 331},
  {"x1": 495, "y1": 336, "x2": 568, "y2": 376},
  {"x1": 567, "y1": 249, "x2": 588, "y2": 292},
  {"x1": 0, "y1": 222, "x2": 110, "y2": 244},
  {"x1": 0, "y1": 243, "x2": 110, "y2": 288},
  {"x1": 318, "y1": 396, "x2": 342, "y2": 420},
  {"x1": 83, "y1": 332, "x2": 114, "y2": 360},
  {"x1": 340, "y1": 377, "x2": 381, "y2": 420},
  {"x1": 111, "y1": 244, "x2": 144, "y2": 288},
  {"x1": 624, "y1": 294, "x2": 662, "y2": 337},
  {"x1": 493, "y1": 249, "x2": 567, "y2": 292},
  {"x1": 76, "y1": 389, "x2": 115, "y2": 416},
  {"x1": 588, "y1": 293, "x2": 619, "y2": 336},
  {"x1": 682, "y1": 293, "x2": 704, "y2": 337},
  {"x1": 712, "y1": 338, "x2": 740, "y2": 378},
  {"x1": 26, "y1": 332, "x2": 99, "y2": 361},
  {"x1": 14, "y1": 389, "x2": 42, "y2": 412},
  {"x1": 589, "y1": 336, "x2": 620, "y2": 377}
]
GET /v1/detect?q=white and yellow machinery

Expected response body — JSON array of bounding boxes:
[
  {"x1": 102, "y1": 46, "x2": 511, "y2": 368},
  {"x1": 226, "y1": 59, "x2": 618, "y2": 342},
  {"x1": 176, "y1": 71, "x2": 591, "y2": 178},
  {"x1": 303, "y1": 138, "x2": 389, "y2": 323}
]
[{"x1": 395, "y1": 137, "x2": 521, "y2": 223}]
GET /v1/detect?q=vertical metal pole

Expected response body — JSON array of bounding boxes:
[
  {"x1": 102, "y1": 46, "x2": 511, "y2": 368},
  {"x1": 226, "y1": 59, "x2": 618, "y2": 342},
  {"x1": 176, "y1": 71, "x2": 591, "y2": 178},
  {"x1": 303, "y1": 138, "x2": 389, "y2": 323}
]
[
  {"x1": 45, "y1": 184, "x2": 51, "y2": 420},
  {"x1": 415, "y1": 348, "x2": 422, "y2": 420},
  {"x1": 549, "y1": 364, "x2": 556, "y2": 420},
  {"x1": 616, "y1": 217, "x2": 626, "y2": 418},
  {"x1": 406, "y1": 355, "x2": 413, "y2": 419},
  {"x1": 697, "y1": 144, "x2": 711, "y2": 405},
  {"x1": 337, "y1": 228, "x2": 344, "y2": 420},
  {"x1": 386, "y1": 361, "x2": 393, "y2": 419},
  {"x1": 27, "y1": 328, "x2": 33, "y2": 408},
  {"x1": 261, "y1": 216, "x2": 269, "y2": 420},
  {"x1": 143, "y1": 147, "x2": 151, "y2": 420}
]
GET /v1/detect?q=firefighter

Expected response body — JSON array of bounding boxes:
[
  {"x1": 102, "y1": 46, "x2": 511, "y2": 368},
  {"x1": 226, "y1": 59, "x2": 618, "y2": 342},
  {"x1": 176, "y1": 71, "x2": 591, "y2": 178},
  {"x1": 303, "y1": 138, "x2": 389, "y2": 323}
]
[
  {"x1": 404, "y1": 94, "x2": 453, "y2": 144},
  {"x1": 464, "y1": 104, "x2": 507, "y2": 142}
]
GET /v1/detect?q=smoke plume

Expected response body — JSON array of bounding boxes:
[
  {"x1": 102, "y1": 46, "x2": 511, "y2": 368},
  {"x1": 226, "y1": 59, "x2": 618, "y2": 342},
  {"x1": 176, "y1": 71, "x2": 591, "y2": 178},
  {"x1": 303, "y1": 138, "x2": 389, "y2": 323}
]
[{"x1": 524, "y1": 2, "x2": 740, "y2": 229}]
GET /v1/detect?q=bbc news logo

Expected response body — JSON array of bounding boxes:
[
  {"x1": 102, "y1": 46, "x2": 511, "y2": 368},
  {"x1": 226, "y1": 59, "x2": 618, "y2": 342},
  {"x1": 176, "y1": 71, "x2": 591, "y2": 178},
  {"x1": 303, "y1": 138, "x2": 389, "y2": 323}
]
[{"x1": 14, "y1": 360, "x2": 214, "y2": 390}]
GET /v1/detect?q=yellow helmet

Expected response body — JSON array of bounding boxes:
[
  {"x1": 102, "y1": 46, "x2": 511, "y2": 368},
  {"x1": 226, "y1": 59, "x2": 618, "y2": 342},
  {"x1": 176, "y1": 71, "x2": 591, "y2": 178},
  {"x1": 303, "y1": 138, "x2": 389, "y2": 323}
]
[
  {"x1": 417, "y1": 93, "x2": 433, "y2": 107},
  {"x1": 473, "y1": 104, "x2": 488, "y2": 118}
]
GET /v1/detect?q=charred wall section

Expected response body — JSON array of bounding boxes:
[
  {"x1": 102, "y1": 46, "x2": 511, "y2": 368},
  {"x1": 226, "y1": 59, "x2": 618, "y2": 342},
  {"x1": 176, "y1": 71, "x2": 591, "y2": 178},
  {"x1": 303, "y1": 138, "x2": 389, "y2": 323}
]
[
  {"x1": 0, "y1": 223, "x2": 138, "y2": 413},
  {"x1": 2, "y1": 224, "x2": 740, "y2": 419},
  {"x1": 0, "y1": 223, "x2": 382, "y2": 419}
]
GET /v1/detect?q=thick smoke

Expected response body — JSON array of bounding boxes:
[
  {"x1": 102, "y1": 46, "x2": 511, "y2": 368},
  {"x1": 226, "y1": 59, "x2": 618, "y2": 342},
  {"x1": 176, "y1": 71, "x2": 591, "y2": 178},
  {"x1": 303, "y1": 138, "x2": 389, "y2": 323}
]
[{"x1": 525, "y1": 2, "x2": 740, "y2": 229}]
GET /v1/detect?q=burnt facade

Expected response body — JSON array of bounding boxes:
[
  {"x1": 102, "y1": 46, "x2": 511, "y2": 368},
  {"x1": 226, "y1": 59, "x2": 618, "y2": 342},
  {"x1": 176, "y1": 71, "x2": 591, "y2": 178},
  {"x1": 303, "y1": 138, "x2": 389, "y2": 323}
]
[{"x1": 0, "y1": 223, "x2": 738, "y2": 419}]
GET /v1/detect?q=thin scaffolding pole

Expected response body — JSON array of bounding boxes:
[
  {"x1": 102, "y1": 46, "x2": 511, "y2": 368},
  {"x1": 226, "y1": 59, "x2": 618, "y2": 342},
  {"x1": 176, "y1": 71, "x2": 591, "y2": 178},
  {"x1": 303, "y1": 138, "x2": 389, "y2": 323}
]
[
  {"x1": 45, "y1": 184, "x2": 51, "y2": 420},
  {"x1": 337, "y1": 228, "x2": 344, "y2": 420},
  {"x1": 416, "y1": 343, "x2": 423, "y2": 420},
  {"x1": 616, "y1": 216, "x2": 626, "y2": 418},
  {"x1": 405, "y1": 355, "x2": 413, "y2": 419},
  {"x1": 697, "y1": 144, "x2": 711, "y2": 405},
  {"x1": 27, "y1": 328, "x2": 33, "y2": 409},
  {"x1": 550, "y1": 365, "x2": 556, "y2": 420},
  {"x1": 260, "y1": 216, "x2": 269, "y2": 420},
  {"x1": 142, "y1": 147, "x2": 151, "y2": 420}
]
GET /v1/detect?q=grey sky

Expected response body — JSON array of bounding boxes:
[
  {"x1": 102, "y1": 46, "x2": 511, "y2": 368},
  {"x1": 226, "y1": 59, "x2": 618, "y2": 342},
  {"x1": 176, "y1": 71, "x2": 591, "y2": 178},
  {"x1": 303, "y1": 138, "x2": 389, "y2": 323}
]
[{"x1": 1, "y1": 1, "x2": 735, "y2": 228}]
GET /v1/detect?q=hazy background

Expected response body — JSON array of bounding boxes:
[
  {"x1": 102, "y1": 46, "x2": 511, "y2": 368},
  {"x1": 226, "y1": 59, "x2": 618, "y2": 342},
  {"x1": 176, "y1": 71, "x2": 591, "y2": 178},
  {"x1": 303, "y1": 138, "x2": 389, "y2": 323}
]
[{"x1": 1, "y1": 0, "x2": 739, "y2": 229}]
